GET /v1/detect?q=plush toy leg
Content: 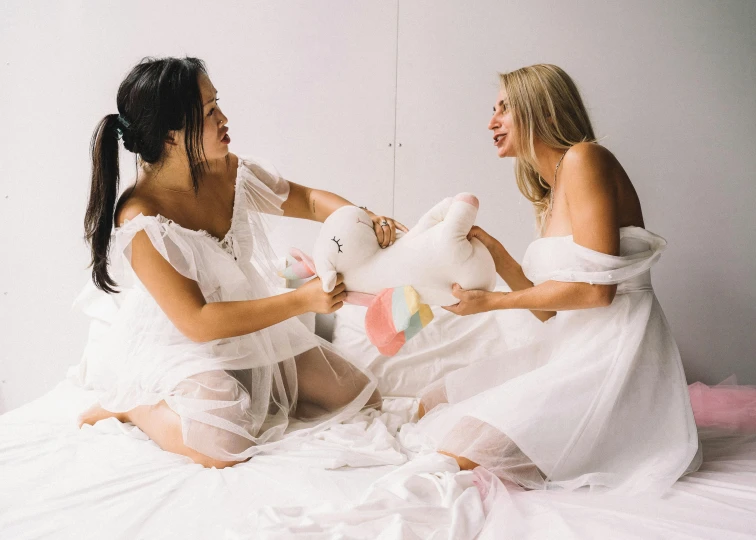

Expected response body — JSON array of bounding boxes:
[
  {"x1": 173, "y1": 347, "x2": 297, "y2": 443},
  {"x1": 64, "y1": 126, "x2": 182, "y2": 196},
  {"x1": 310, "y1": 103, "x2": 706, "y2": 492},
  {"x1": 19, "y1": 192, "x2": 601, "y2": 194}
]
[
  {"x1": 439, "y1": 193, "x2": 481, "y2": 262},
  {"x1": 365, "y1": 286, "x2": 434, "y2": 356}
]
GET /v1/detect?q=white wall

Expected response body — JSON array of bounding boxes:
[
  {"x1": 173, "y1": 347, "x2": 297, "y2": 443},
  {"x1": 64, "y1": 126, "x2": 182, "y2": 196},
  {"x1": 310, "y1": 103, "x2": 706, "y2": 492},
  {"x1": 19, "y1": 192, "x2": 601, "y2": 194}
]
[
  {"x1": 1, "y1": 0, "x2": 754, "y2": 413},
  {"x1": 393, "y1": 0, "x2": 756, "y2": 386},
  {"x1": 0, "y1": 0, "x2": 398, "y2": 413}
]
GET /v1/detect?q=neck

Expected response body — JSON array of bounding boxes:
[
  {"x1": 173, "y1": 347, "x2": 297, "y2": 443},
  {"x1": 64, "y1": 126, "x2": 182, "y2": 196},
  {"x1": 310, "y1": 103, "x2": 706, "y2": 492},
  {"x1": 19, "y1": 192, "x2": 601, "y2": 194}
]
[
  {"x1": 142, "y1": 147, "x2": 229, "y2": 192},
  {"x1": 141, "y1": 146, "x2": 196, "y2": 192},
  {"x1": 532, "y1": 139, "x2": 568, "y2": 188}
]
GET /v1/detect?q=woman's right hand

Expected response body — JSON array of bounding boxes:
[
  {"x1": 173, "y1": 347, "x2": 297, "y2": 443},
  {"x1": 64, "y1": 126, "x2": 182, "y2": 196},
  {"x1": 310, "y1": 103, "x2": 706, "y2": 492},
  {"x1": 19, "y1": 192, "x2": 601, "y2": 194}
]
[
  {"x1": 295, "y1": 275, "x2": 347, "y2": 314},
  {"x1": 467, "y1": 225, "x2": 506, "y2": 264}
]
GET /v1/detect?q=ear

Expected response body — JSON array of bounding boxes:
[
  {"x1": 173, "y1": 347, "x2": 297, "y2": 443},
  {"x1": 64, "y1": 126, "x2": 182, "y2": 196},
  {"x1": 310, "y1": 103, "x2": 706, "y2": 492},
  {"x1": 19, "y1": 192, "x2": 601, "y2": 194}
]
[
  {"x1": 289, "y1": 248, "x2": 316, "y2": 275},
  {"x1": 320, "y1": 269, "x2": 337, "y2": 292},
  {"x1": 278, "y1": 248, "x2": 316, "y2": 281},
  {"x1": 165, "y1": 130, "x2": 179, "y2": 146},
  {"x1": 313, "y1": 247, "x2": 338, "y2": 292}
]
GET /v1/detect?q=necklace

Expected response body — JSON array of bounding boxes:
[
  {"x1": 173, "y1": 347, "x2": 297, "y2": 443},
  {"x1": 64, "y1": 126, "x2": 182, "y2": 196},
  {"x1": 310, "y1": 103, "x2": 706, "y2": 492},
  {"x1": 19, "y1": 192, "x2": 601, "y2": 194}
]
[
  {"x1": 156, "y1": 182, "x2": 195, "y2": 193},
  {"x1": 547, "y1": 148, "x2": 570, "y2": 220}
]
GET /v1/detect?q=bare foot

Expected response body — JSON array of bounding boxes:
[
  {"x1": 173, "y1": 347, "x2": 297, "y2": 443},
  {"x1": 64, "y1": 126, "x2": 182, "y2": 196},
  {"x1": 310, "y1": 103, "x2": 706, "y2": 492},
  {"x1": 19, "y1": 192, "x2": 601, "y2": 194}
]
[
  {"x1": 438, "y1": 450, "x2": 479, "y2": 470},
  {"x1": 77, "y1": 403, "x2": 126, "y2": 428},
  {"x1": 417, "y1": 402, "x2": 426, "y2": 419}
]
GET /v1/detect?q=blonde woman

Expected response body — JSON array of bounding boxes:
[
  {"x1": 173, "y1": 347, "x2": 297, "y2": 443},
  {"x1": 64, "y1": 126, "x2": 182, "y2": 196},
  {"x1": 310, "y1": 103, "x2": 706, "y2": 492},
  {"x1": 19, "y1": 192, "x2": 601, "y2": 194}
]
[{"x1": 413, "y1": 64, "x2": 700, "y2": 493}]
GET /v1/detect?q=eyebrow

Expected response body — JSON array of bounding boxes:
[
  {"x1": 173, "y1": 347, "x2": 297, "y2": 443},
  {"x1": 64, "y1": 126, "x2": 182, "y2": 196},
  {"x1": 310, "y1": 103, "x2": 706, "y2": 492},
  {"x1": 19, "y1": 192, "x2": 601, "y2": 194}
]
[
  {"x1": 203, "y1": 90, "x2": 218, "y2": 106},
  {"x1": 493, "y1": 100, "x2": 510, "y2": 113}
]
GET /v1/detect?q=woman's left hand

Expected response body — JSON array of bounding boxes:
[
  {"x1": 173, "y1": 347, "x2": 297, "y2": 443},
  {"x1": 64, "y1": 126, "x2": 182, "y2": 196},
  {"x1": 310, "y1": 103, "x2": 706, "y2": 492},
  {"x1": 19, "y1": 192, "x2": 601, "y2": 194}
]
[
  {"x1": 368, "y1": 213, "x2": 409, "y2": 249},
  {"x1": 442, "y1": 283, "x2": 501, "y2": 316}
]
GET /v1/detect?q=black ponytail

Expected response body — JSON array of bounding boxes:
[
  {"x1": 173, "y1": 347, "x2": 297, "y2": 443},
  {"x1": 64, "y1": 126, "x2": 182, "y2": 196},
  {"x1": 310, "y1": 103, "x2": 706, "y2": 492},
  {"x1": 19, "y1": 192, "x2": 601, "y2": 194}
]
[
  {"x1": 83, "y1": 56, "x2": 209, "y2": 293},
  {"x1": 84, "y1": 114, "x2": 121, "y2": 293}
]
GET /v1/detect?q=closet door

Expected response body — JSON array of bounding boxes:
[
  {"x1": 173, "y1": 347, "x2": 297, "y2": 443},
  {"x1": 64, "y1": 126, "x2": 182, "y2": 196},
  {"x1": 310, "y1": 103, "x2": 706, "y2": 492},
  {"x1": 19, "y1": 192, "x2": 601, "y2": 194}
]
[{"x1": 224, "y1": 1, "x2": 399, "y2": 256}]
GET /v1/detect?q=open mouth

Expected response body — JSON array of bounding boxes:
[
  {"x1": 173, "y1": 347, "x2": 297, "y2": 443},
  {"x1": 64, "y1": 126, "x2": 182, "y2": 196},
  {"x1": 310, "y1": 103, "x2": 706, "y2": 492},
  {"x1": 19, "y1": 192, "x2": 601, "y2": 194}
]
[
  {"x1": 493, "y1": 133, "x2": 507, "y2": 145},
  {"x1": 221, "y1": 132, "x2": 231, "y2": 144}
]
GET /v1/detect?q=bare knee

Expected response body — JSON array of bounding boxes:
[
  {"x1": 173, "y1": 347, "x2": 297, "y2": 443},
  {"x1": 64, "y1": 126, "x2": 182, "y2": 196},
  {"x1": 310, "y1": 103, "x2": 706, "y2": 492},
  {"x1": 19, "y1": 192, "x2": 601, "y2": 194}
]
[
  {"x1": 192, "y1": 454, "x2": 245, "y2": 469},
  {"x1": 365, "y1": 388, "x2": 382, "y2": 411}
]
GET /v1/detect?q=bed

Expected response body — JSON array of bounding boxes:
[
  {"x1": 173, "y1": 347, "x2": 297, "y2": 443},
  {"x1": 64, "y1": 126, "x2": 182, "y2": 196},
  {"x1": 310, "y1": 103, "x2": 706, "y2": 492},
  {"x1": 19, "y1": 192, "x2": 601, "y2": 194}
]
[{"x1": 2, "y1": 302, "x2": 755, "y2": 539}]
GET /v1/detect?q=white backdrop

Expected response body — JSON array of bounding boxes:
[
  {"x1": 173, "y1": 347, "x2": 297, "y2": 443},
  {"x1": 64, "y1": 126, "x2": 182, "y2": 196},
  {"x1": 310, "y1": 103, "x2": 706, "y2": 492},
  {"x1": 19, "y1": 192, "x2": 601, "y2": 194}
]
[{"x1": 1, "y1": 0, "x2": 754, "y2": 413}]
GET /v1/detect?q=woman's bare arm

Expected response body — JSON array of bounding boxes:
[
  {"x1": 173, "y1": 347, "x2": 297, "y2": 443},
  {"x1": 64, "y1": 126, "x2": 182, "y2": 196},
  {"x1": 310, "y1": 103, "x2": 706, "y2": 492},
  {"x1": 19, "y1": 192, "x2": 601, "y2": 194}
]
[
  {"x1": 281, "y1": 182, "x2": 353, "y2": 222},
  {"x1": 281, "y1": 181, "x2": 408, "y2": 247},
  {"x1": 467, "y1": 227, "x2": 555, "y2": 321},
  {"x1": 120, "y1": 203, "x2": 345, "y2": 343},
  {"x1": 448, "y1": 143, "x2": 620, "y2": 316}
]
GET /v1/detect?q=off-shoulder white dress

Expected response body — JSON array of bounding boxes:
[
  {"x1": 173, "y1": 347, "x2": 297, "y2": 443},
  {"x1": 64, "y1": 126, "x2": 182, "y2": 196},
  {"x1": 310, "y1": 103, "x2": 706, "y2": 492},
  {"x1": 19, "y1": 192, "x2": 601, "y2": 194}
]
[
  {"x1": 409, "y1": 227, "x2": 700, "y2": 494},
  {"x1": 72, "y1": 156, "x2": 377, "y2": 462}
]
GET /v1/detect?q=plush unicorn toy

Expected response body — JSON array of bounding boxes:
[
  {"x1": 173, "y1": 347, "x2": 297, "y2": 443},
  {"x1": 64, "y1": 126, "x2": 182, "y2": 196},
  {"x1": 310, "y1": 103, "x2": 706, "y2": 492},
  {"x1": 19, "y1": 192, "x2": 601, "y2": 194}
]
[{"x1": 281, "y1": 193, "x2": 497, "y2": 355}]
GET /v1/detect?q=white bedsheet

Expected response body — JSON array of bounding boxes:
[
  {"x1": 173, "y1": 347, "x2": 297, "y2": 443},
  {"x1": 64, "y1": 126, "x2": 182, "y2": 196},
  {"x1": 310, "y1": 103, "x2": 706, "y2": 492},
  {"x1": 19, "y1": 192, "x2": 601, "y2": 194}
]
[{"x1": 1, "y1": 381, "x2": 755, "y2": 539}]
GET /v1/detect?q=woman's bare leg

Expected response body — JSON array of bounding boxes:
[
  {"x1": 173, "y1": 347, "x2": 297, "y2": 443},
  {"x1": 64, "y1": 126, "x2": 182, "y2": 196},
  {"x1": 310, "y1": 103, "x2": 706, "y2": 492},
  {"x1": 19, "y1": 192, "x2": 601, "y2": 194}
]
[
  {"x1": 294, "y1": 347, "x2": 381, "y2": 413},
  {"x1": 438, "y1": 450, "x2": 480, "y2": 470},
  {"x1": 78, "y1": 401, "x2": 242, "y2": 469}
]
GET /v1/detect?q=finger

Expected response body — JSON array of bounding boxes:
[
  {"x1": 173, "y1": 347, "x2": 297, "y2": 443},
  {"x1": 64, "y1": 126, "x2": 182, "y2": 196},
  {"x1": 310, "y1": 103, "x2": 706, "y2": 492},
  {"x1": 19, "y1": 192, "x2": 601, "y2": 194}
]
[
  {"x1": 332, "y1": 291, "x2": 348, "y2": 303},
  {"x1": 374, "y1": 222, "x2": 385, "y2": 246},
  {"x1": 395, "y1": 221, "x2": 409, "y2": 233},
  {"x1": 442, "y1": 302, "x2": 460, "y2": 314},
  {"x1": 450, "y1": 283, "x2": 465, "y2": 299},
  {"x1": 389, "y1": 220, "x2": 397, "y2": 246},
  {"x1": 332, "y1": 283, "x2": 346, "y2": 295},
  {"x1": 334, "y1": 273, "x2": 344, "y2": 286},
  {"x1": 378, "y1": 218, "x2": 390, "y2": 248},
  {"x1": 330, "y1": 301, "x2": 344, "y2": 313}
]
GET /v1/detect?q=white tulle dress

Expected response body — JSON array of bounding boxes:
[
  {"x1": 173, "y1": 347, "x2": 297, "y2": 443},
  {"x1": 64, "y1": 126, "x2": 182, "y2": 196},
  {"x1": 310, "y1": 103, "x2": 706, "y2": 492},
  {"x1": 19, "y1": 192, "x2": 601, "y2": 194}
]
[
  {"x1": 408, "y1": 227, "x2": 701, "y2": 494},
  {"x1": 71, "y1": 156, "x2": 377, "y2": 462}
]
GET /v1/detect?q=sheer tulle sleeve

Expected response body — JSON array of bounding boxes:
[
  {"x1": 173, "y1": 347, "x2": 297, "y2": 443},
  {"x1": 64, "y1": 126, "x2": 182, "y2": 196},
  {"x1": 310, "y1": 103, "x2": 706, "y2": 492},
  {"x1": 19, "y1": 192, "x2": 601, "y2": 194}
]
[
  {"x1": 110, "y1": 214, "x2": 220, "y2": 296},
  {"x1": 236, "y1": 156, "x2": 290, "y2": 216},
  {"x1": 522, "y1": 227, "x2": 667, "y2": 286}
]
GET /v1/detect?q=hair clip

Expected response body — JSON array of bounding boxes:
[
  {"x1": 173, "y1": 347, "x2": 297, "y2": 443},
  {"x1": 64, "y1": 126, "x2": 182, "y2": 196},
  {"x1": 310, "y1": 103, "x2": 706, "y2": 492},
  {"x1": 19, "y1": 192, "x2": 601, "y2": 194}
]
[{"x1": 115, "y1": 114, "x2": 131, "y2": 140}]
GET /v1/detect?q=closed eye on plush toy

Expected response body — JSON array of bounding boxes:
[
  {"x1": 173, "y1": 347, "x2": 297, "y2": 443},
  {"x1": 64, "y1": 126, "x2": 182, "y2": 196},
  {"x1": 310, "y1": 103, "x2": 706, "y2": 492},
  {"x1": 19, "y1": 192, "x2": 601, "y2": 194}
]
[{"x1": 331, "y1": 236, "x2": 343, "y2": 253}]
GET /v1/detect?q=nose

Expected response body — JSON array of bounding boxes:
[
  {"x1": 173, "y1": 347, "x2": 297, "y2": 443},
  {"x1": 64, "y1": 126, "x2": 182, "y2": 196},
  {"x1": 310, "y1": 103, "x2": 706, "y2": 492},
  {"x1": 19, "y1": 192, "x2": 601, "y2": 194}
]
[
  {"x1": 218, "y1": 108, "x2": 228, "y2": 127},
  {"x1": 488, "y1": 113, "x2": 499, "y2": 131}
]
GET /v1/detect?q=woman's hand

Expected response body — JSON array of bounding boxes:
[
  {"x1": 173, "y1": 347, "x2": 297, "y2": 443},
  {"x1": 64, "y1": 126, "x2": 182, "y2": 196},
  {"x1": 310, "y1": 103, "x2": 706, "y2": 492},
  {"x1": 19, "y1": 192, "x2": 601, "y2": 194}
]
[
  {"x1": 364, "y1": 209, "x2": 409, "y2": 249},
  {"x1": 295, "y1": 275, "x2": 347, "y2": 314},
  {"x1": 442, "y1": 283, "x2": 502, "y2": 316},
  {"x1": 467, "y1": 225, "x2": 506, "y2": 265}
]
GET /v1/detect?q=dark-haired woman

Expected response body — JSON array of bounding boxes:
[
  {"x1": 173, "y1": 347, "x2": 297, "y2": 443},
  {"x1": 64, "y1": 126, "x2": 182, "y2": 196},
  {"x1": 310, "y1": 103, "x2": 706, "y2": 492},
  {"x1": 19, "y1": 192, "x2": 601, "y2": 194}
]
[{"x1": 77, "y1": 57, "x2": 401, "y2": 468}]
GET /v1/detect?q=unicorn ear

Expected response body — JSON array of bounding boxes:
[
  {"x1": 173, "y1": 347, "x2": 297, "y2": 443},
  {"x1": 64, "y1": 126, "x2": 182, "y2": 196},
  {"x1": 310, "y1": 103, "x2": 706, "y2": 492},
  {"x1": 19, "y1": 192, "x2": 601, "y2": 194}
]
[
  {"x1": 320, "y1": 268, "x2": 337, "y2": 292},
  {"x1": 313, "y1": 246, "x2": 338, "y2": 292}
]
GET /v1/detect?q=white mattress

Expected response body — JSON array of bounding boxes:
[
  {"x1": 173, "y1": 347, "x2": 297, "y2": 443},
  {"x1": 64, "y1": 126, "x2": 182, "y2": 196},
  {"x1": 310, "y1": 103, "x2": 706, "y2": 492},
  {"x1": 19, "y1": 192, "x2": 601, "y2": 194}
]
[{"x1": 1, "y1": 380, "x2": 755, "y2": 539}]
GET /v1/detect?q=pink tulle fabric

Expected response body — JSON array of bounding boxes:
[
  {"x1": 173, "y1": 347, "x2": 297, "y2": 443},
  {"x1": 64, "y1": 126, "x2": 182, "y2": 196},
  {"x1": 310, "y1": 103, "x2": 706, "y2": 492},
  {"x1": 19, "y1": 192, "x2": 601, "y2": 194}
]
[{"x1": 688, "y1": 379, "x2": 756, "y2": 432}]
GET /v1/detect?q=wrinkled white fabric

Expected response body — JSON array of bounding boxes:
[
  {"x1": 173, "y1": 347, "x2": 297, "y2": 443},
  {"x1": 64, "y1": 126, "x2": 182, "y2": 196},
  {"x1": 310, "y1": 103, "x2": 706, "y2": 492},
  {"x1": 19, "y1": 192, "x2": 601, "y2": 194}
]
[
  {"x1": 70, "y1": 156, "x2": 377, "y2": 462},
  {"x1": 412, "y1": 227, "x2": 700, "y2": 494},
  {"x1": 332, "y1": 295, "x2": 544, "y2": 397},
  {"x1": 2, "y1": 375, "x2": 755, "y2": 539}
]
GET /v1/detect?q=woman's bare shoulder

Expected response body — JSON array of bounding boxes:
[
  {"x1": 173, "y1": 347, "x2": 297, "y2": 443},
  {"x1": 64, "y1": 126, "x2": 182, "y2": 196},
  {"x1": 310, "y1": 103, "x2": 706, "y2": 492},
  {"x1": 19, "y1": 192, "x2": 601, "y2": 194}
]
[
  {"x1": 564, "y1": 142, "x2": 619, "y2": 170},
  {"x1": 115, "y1": 185, "x2": 161, "y2": 227}
]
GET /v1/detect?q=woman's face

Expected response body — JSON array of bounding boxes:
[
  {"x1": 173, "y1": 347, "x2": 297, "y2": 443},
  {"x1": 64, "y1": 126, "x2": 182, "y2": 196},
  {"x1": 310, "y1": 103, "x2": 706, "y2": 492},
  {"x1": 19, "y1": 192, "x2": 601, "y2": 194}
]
[
  {"x1": 198, "y1": 73, "x2": 230, "y2": 161},
  {"x1": 488, "y1": 88, "x2": 516, "y2": 158}
]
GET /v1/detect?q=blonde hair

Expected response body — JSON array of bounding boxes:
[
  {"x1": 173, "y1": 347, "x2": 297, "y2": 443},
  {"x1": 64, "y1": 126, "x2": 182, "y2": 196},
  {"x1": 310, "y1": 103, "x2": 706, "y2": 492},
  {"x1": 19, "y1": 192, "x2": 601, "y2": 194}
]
[{"x1": 499, "y1": 64, "x2": 596, "y2": 232}]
